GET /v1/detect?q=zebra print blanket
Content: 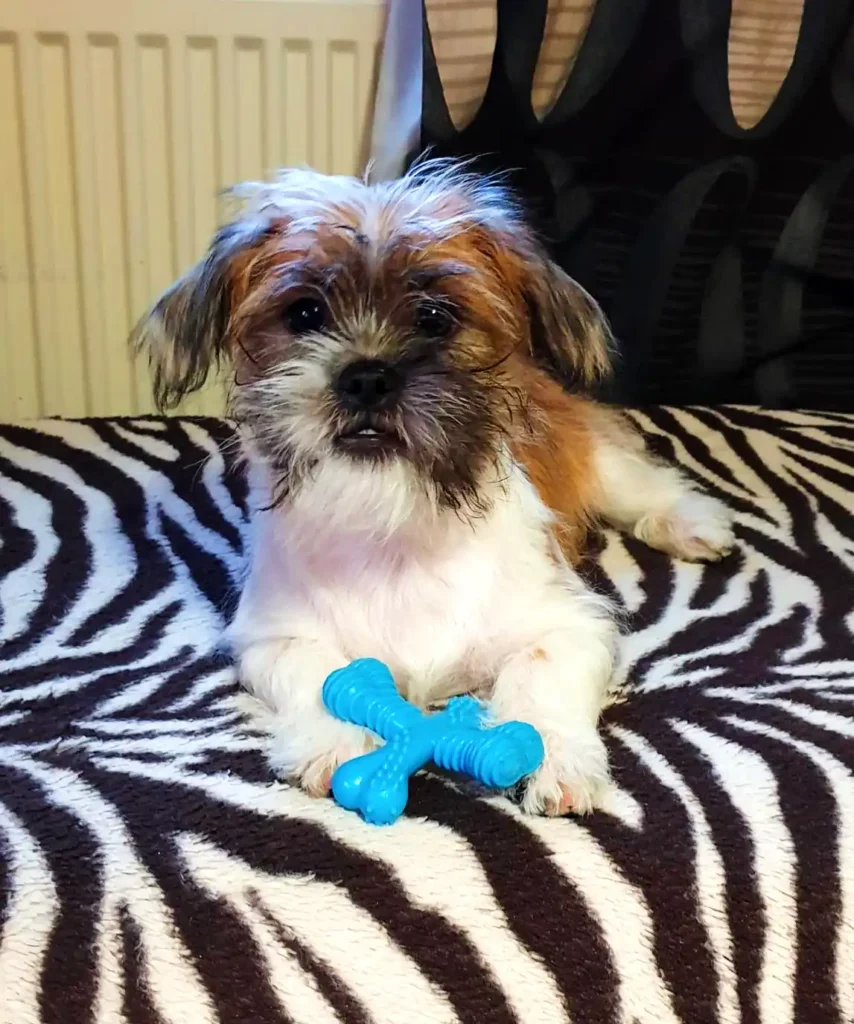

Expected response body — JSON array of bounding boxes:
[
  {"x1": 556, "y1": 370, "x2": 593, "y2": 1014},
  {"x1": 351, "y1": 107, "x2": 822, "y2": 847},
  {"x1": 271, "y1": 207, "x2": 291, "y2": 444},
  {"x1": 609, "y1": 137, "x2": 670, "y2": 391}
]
[{"x1": 1, "y1": 407, "x2": 852, "y2": 1024}]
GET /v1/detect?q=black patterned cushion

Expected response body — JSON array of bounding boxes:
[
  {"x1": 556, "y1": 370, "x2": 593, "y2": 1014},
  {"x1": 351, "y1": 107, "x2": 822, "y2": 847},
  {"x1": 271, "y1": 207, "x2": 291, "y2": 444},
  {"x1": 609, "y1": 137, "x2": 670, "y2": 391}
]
[{"x1": 418, "y1": 0, "x2": 854, "y2": 409}]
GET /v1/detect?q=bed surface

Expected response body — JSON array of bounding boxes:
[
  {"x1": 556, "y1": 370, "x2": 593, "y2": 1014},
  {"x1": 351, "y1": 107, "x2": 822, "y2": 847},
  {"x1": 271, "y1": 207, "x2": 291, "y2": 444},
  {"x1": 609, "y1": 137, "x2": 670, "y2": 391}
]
[{"x1": 1, "y1": 407, "x2": 852, "y2": 1024}]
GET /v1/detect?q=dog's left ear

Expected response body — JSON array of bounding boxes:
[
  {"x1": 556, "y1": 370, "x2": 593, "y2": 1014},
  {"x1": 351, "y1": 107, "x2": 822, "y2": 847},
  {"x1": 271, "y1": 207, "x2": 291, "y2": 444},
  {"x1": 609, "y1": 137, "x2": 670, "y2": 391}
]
[{"x1": 519, "y1": 247, "x2": 614, "y2": 387}]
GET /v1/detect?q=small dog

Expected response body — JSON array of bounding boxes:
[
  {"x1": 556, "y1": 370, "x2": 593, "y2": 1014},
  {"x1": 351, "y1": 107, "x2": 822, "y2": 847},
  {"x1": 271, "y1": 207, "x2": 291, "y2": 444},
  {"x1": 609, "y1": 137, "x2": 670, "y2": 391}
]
[{"x1": 134, "y1": 160, "x2": 733, "y2": 815}]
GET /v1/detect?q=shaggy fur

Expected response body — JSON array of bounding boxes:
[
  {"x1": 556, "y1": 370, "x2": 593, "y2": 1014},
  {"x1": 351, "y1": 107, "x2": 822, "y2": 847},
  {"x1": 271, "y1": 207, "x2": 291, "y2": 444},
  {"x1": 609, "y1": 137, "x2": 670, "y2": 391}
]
[{"x1": 133, "y1": 160, "x2": 734, "y2": 814}]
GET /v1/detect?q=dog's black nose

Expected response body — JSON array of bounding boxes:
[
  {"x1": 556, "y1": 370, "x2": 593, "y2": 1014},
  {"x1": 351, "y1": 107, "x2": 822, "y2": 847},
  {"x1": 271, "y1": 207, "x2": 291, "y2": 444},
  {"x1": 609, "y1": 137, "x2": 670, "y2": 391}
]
[{"x1": 335, "y1": 360, "x2": 403, "y2": 410}]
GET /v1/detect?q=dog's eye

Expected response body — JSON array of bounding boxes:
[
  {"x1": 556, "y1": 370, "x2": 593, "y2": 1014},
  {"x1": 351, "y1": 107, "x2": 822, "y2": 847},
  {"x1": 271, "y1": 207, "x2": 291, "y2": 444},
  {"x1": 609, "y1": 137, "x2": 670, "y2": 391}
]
[
  {"x1": 284, "y1": 297, "x2": 326, "y2": 335},
  {"x1": 414, "y1": 302, "x2": 456, "y2": 340}
]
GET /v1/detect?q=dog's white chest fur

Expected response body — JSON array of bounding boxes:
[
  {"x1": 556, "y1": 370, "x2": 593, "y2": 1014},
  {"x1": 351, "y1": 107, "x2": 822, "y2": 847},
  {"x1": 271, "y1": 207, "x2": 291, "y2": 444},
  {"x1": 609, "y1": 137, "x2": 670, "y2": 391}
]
[
  {"x1": 294, "y1": 530, "x2": 497, "y2": 700},
  {"x1": 230, "y1": 458, "x2": 568, "y2": 708}
]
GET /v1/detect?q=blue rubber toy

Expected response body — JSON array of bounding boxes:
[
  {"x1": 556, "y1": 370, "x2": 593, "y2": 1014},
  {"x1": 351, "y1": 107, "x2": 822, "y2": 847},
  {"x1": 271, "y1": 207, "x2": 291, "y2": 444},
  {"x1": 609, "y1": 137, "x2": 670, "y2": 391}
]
[{"x1": 321, "y1": 658, "x2": 545, "y2": 825}]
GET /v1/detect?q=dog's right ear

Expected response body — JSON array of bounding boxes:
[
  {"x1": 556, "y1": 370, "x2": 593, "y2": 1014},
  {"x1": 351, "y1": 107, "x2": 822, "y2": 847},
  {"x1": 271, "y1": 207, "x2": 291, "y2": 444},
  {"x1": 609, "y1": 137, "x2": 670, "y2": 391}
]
[{"x1": 131, "y1": 217, "x2": 272, "y2": 410}]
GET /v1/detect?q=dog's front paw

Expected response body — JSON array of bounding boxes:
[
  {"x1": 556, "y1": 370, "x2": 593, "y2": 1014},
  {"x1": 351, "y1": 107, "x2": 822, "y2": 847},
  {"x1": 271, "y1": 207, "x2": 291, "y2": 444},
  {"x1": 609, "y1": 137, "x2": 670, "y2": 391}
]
[
  {"x1": 271, "y1": 728, "x2": 377, "y2": 798},
  {"x1": 520, "y1": 730, "x2": 611, "y2": 817},
  {"x1": 635, "y1": 492, "x2": 735, "y2": 563}
]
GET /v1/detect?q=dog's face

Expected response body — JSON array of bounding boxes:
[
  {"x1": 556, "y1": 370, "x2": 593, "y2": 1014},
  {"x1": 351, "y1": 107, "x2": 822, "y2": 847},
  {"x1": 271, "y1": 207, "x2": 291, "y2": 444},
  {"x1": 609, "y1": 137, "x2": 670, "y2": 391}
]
[{"x1": 135, "y1": 161, "x2": 611, "y2": 515}]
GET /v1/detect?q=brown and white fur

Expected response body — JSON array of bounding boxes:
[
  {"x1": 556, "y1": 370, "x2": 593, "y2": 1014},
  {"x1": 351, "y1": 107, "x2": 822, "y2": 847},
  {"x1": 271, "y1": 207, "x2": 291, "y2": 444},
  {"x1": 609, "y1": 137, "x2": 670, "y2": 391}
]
[{"x1": 134, "y1": 160, "x2": 734, "y2": 816}]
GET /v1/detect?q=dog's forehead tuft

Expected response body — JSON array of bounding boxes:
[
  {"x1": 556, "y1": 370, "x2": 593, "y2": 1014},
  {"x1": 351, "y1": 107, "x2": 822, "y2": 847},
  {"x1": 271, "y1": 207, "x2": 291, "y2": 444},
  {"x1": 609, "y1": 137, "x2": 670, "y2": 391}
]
[{"x1": 232, "y1": 162, "x2": 520, "y2": 252}]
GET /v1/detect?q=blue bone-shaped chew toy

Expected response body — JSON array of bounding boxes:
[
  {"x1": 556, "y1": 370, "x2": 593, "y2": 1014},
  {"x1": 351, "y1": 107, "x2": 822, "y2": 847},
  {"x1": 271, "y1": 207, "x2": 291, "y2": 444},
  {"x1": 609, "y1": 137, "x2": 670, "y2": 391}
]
[{"x1": 321, "y1": 658, "x2": 544, "y2": 825}]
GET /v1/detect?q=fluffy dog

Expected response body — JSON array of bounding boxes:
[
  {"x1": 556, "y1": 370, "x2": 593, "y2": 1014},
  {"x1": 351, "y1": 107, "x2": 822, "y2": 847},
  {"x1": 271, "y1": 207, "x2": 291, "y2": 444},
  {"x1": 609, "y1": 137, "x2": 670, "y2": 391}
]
[{"x1": 134, "y1": 160, "x2": 734, "y2": 815}]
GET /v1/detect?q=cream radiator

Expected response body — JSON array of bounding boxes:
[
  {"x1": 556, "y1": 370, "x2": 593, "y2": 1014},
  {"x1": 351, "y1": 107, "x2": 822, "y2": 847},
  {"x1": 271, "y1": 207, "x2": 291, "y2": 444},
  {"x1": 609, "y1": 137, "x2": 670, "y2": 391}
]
[{"x1": 0, "y1": 0, "x2": 383, "y2": 418}]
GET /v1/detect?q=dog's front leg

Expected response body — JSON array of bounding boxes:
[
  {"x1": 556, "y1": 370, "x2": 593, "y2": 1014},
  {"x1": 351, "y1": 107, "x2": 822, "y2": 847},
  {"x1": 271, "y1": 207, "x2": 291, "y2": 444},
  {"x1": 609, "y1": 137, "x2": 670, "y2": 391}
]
[
  {"x1": 238, "y1": 637, "x2": 374, "y2": 797},
  {"x1": 488, "y1": 607, "x2": 616, "y2": 816}
]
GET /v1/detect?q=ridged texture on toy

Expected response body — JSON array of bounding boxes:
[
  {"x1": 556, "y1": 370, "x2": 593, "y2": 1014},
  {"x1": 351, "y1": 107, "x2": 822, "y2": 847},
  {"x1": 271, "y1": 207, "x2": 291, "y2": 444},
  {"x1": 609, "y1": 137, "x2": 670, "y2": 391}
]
[
  {"x1": 433, "y1": 721, "x2": 544, "y2": 788},
  {"x1": 322, "y1": 659, "x2": 419, "y2": 738}
]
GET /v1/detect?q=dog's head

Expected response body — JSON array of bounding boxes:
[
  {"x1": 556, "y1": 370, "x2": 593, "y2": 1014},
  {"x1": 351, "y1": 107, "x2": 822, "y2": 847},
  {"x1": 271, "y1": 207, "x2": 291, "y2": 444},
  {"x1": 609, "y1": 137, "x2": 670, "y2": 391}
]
[{"x1": 133, "y1": 160, "x2": 612, "y2": 517}]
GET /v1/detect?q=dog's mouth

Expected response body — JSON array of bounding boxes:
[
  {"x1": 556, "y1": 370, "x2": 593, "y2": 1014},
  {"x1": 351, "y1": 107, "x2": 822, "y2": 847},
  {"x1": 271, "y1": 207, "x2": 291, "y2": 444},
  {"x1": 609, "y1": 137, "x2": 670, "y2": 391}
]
[{"x1": 334, "y1": 419, "x2": 406, "y2": 458}]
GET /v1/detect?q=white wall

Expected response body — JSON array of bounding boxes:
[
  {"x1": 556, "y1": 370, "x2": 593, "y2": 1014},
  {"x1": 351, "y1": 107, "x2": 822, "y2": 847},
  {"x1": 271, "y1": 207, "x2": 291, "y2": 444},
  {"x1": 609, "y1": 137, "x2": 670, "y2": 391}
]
[{"x1": 0, "y1": 0, "x2": 383, "y2": 418}]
